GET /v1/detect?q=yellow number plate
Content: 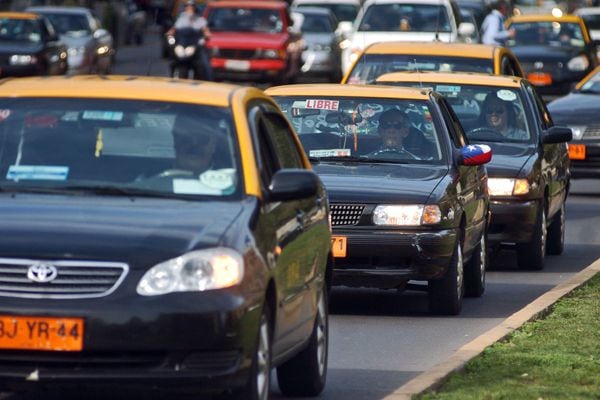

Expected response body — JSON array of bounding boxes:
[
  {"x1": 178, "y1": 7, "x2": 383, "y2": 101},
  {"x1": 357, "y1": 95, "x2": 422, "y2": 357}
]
[
  {"x1": 0, "y1": 315, "x2": 84, "y2": 351},
  {"x1": 568, "y1": 143, "x2": 586, "y2": 160},
  {"x1": 331, "y1": 236, "x2": 347, "y2": 258}
]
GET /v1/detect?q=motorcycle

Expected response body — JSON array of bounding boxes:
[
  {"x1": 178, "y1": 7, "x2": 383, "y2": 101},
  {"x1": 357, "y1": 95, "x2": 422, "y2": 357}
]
[{"x1": 168, "y1": 27, "x2": 209, "y2": 80}]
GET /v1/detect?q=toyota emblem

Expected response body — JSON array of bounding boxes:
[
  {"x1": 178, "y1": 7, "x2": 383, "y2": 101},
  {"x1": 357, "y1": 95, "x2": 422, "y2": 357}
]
[{"x1": 27, "y1": 263, "x2": 58, "y2": 283}]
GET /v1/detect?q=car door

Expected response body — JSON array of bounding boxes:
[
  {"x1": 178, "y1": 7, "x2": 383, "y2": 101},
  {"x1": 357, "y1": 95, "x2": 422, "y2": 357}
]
[
  {"x1": 249, "y1": 102, "x2": 318, "y2": 353},
  {"x1": 437, "y1": 96, "x2": 487, "y2": 254}
]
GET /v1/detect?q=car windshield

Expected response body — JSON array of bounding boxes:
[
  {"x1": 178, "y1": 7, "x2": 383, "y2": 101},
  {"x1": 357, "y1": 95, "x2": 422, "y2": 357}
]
[
  {"x1": 577, "y1": 70, "x2": 600, "y2": 94},
  {"x1": 40, "y1": 13, "x2": 91, "y2": 35},
  {"x1": 347, "y1": 54, "x2": 492, "y2": 84},
  {"x1": 297, "y1": 3, "x2": 358, "y2": 22},
  {"x1": 0, "y1": 98, "x2": 241, "y2": 198},
  {"x1": 208, "y1": 7, "x2": 283, "y2": 33},
  {"x1": 300, "y1": 13, "x2": 334, "y2": 33},
  {"x1": 377, "y1": 82, "x2": 533, "y2": 143},
  {"x1": 0, "y1": 18, "x2": 41, "y2": 43},
  {"x1": 508, "y1": 21, "x2": 585, "y2": 48},
  {"x1": 272, "y1": 96, "x2": 446, "y2": 164},
  {"x1": 359, "y1": 4, "x2": 451, "y2": 33}
]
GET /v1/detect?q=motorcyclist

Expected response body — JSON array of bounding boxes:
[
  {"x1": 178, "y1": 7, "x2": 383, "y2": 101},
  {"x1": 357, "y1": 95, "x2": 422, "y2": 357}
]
[{"x1": 167, "y1": 0, "x2": 212, "y2": 80}]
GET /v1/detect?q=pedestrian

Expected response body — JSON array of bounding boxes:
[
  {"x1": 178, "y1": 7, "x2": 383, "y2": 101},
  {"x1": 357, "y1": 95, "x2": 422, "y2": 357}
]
[{"x1": 480, "y1": 0, "x2": 515, "y2": 46}]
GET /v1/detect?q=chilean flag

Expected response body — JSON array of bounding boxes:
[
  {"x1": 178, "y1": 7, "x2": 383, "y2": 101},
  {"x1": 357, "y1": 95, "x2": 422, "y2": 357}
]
[{"x1": 462, "y1": 144, "x2": 492, "y2": 165}]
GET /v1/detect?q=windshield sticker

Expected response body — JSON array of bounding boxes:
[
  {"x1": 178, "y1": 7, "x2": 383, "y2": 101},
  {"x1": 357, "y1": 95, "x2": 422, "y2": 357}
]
[
  {"x1": 199, "y1": 168, "x2": 236, "y2": 191},
  {"x1": 435, "y1": 85, "x2": 461, "y2": 95},
  {"x1": 304, "y1": 99, "x2": 339, "y2": 111},
  {"x1": 25, "y1": 114, "x2": 58, "y2": 128},
  {"x1": 309, "y1": 149, "x2": 351, "y2": 157},
  {"x1": 497, "y1": 90, "x2": 517, "y2": 101},
  {"x1": 6, "y1": 165, "x2": 69, "y2": 181},
  {"x1": 172, "y1": 179, "x2": 223, "y2": 195},
  {"x1": 0, "y1": 109, "x2": 10, "y2": 122},
  {"x1": 82, "y1": 111, "x2": 124, "y2": 121}
]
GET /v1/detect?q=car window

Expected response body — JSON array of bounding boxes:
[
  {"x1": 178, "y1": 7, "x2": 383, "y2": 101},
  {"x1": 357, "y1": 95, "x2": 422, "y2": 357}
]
[
  {"x1": 0, "y1": 98, "x2": 241, "y2": 198},
  {"x1": 39, "y1": 13, "x2": 92, "y2": 35},
  {"x1": 347, "y1": 54, "x2": 493, "y2": 84},
  {"x1": 359, "y1": 3, "x2": 451, "y2": 33},
  {"x1": 260, "y1": 112, "x2": 305, "y2": 169},
  {"x1": 300, "y1": 13, "x2": 335, "y2": 33},
  {"x1": 438, "y1": 97, "x2": 467, "y2": 147},
  {"x1": 508, "y1": 21, "x2": 585, "y2": 48},
  {"x1": 272, "y1": 96, "x2": 445, "y2": 163},
  {"x1": 296, "y1": 3, "x2": 358, "y2": 22},
  {"x1": 526, "y1": 82, "x2": 553, "y2": 130},
  {"x1": 580, "y1": 13, "x2": 600, "y2": 30},
  {"x1": 0, "y1": 17, "x2": 42, "y2": 43},
  {"x1": 208, "y1": 7, "x2": 284, "y2": 33}
]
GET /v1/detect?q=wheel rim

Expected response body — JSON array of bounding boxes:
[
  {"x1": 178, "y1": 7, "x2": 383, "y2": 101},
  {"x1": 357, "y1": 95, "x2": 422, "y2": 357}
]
[
  {"x1": 541, "y1": 208, "x2": 547, "y2": 256},
  {"x1": 479, "y1": 235, "x2": 487, "y2": 287},
  {"x1": 456, "y1": 243, "x2": 464, "y2": 301},
  {"x1": 256, "y1": 314, "x2": 270, "y2": 400},
  {"x1": 316, "y1": 291, "x2": 328, "y2": 377}
]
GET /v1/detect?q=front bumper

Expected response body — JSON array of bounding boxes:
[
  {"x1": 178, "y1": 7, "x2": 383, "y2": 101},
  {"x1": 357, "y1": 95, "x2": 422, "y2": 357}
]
[
  {"x1": 488, "y1": 199, "x2": 539, "y2": 244},
  {"x1": 0, "y1": 286, "x2": 262, "y2": 391},
  {"x1": 332, "y1": 228, "x2": 458, "y2": 289},
  {"x1": 211, "y1": 57, "x2": 287, "y2": 81}
]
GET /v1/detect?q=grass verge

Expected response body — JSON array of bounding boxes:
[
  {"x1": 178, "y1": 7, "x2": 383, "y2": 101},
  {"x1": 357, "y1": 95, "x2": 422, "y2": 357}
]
[{"x1": 417, "y1": 273, "x2": 600, "y2": 400}]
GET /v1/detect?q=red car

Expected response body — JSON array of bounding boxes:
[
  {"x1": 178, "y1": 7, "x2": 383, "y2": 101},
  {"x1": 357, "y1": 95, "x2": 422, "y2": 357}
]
[{"x1": 204, "y1": 0, "x2": 304, "y2": 83}]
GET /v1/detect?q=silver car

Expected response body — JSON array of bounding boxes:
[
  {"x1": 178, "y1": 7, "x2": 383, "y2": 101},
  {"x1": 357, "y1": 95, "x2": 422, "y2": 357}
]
[
  {"x1": 292, "y1": 7, "x2": 343, "y2": 81},
  {"x1": 26, "y1": 6, "x2": 115, "y2": 74}
]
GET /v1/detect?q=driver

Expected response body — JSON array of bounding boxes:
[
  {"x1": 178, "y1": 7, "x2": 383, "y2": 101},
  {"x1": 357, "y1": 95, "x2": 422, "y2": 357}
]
[
  {"x1": 369, "y1": 109, "x2": 419, "y2": 158},
  {"x1": 479, "y1": 93, "x2": 527, "y2": 140}
]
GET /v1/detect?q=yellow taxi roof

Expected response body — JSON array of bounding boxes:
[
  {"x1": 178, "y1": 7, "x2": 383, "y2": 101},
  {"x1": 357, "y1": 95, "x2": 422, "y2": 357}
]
[
  {"x1": 265, "y1": 83, "x2": 431, "y2": 100},
  {"x1": 375, "y1": 72, "x2": 523, "y2": 88},
  {"x1": 0, "y1": 75, "x2": 256, "y2": 107},
  {"x1": 362, "y1": 42, "x2": 499, "y2": 59},
  {"x1": 507, "y1": 14, "x2": 584, "y2": 24},
  {"x1": 0, "y1": 12, "x2": 39, "y2": 20}
]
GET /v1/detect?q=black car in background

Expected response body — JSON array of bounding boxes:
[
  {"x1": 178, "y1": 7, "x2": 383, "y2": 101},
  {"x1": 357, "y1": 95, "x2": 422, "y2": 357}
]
[
  {"x1": 0, "y1": 12, "x2": 68, "y2": 77},
  {"x1": 548, "y1": 66, "x2": 600, "y2": 178},
  {"x1": 376, "y1": 72, "x2": 572, "y2": 271},
  {"x1": 267, "y1": 84, "x2": 492, "y2": 316}
]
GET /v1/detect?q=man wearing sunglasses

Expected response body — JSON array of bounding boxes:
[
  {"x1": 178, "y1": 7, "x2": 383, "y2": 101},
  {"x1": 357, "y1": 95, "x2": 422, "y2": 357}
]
[
  {"x1": 368, "y1": 108, "x2": 431, "y2": 159},
  {"x1": 480, "y1": 93, "x2": 527, "y2": 140}
]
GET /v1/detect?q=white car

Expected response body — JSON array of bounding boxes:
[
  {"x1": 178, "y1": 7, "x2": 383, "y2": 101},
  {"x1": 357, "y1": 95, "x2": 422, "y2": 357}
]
[{"x1": 341, "y1": 0, "x2": 475, "y2": 73}]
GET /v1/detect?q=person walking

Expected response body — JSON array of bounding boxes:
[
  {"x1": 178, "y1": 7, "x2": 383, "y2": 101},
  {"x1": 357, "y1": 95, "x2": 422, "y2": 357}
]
[{"x1": 480, "y1": 0, "x2": 515, "y2": 46}]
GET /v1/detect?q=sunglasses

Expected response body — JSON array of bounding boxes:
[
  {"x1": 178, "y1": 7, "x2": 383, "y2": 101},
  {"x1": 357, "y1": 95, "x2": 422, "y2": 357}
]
[
  {"x1": 175, "y1": 134, "x2": 212, "y2": 148},
  {"x1": 485, "y1": 107, "x2": 506, "y2": 115},
  {"x1": 380, "y1": 120, "x2": 407, "y2": 129}
]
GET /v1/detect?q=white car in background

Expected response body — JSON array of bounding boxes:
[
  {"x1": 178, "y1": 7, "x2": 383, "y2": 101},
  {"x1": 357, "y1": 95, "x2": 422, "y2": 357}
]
[
  {"x1": 341, "y1": 0, "x2": 475, "y2": 73},
  {"x1": 291, "y1": 0, "x2": 361, "y2": 37}
]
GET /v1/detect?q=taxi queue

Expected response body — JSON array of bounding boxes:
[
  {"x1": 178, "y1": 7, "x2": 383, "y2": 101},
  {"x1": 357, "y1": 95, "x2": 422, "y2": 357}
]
[{"x1": 0, "y1": 4, "x2": 583, "y2": 400}]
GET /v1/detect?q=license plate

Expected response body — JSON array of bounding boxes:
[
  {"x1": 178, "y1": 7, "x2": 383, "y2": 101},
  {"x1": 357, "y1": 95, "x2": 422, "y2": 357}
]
[
  {"x1": 568, "y1": 143, "x2": 586, "y2": 160},
  {"x1": 331, "y1": 236, "x2": 347, "y2": 258},
  {"x1": 0, "y1": 315, "x2": 84, "y2": 351},
  {"x1": 225, "y1": 59, "x2": 250, "y2": 71},
  {"x1": 527, "y1": 72, "x2": 552, "y2": 86}
]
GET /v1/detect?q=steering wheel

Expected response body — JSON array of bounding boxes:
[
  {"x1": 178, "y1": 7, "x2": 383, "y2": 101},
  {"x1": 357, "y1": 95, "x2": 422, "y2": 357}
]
[
  {"x1": 467, "y1": 127, "x2": 505, "y2": 141},
  {"x1": 367, "y1": 148, "x2": 420, "y2": 160}
]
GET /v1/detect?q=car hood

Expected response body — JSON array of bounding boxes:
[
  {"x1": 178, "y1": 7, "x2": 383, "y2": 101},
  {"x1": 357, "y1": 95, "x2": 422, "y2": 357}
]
[
  {"x1": 313, "y1": 163, "x2": 448, "y2": 203},
  {"x1": 0, "y1": 42, "x2": 43, "y2": 54},
  {"x1": 509, "y1": 45, "x2": 581, "y2": 62},
  {"x1": 547, "y1": 93, "x2": 600, "y2": 124},
  {"x1": 0, "y1": 194, "x2": 244, "y2": 268},
  {"x1": 208, "y1": 32, "x2": 288, "y2": 49},
  {"x1": 350, "y1": 31, "x2": 454, "y2": 49},
  {"x1": 59, "y1": 34, "x2": 92, "y2": 47},
  {"x1": 485, "y1": 142, "x2": 534, "y2": 177}
]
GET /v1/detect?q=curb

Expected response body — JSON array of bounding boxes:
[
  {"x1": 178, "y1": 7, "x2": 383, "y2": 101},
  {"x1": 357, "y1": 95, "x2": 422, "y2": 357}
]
[{"x1": 382, "y1": 257, "x2": 600, "y2": 400}]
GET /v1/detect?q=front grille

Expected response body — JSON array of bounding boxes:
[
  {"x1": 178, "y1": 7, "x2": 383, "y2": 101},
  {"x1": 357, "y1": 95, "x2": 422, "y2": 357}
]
[
  {"x1": 216, "y1": 49, "x2": 256, "y2": 59},
  {"x1": 584, "y1": 125, "x2": 600, "y2": 138},
  {"x1": 182, "y1": 351, "x2": 240, "y2": 371},
  {"x1": 0, "y1": 258, "x2": 128, "y2": 299},
  {"x1": 0, "y1": 351, "x2": 162, "y2": 369},
  {"x1": 330, "y1": 204, "x2": 365, "y2": 226}
]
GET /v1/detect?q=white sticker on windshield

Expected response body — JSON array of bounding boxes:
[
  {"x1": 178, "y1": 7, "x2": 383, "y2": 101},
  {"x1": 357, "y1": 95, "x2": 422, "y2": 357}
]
[
  {"x1": 199, "y1": 168, "x2": 236, "y2": 190},
  {"x1": 6, "y1": 165, "x2": 69, "y2": 181},
  {"x1": 82, "y1": 111, "x2": 124, "y2": 121},
  {"x1": 309, "y1": 149, "x2": 351, "y2": 157},
  {"x1": 497, "y1": 90, "x2": 517, "y2": 101},
  {"x1": 304, "y1": 99, "x2": 339, "y2": 111},
  {"x1": 172, "y1": 179, "x2": 222, "y2": 195}
]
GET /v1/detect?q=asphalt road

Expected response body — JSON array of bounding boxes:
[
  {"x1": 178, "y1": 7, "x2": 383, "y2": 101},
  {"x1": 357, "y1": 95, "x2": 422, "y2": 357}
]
[{"x1": 1, "y1": 28, "x2": 599, "y2": 400}]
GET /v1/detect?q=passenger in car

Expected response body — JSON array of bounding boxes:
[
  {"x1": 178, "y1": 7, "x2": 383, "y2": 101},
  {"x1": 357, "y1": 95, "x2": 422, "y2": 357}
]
[
  {"x1": 170, "y1": 117, "x2": 219, "y2": 176},
  {"x1": 479, "y1": 93, "x2": 528, "y2": 140}
]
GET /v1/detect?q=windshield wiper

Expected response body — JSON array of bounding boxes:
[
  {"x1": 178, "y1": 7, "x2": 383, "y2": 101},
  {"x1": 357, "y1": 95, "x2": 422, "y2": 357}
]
[{"x1": 58, "y1": 185, "x2": 177, "y2": 198}]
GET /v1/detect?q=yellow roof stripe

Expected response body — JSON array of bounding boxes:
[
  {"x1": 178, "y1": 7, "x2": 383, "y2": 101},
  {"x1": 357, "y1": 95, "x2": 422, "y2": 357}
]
[
  {"x1": 265, "y1": 83, "x2": 430, "y2": 100},
  {"x1": 375, "y1": 72, "x2": 522, "y2": 87}
]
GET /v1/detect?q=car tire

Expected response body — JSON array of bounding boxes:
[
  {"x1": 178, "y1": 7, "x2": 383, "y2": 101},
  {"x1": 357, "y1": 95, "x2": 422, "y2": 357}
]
[
  {"x1": 546, "y1": 201, "x2": 565, "y2": 255},
  {"x1": 464, "y1": 229, "x2": 487, "y2": 298},
  {"x1": 277, "y1": 286, "x2": 328, "y2": 397},
  {"x1": 516, "y1": 200, "x2": 547, "y2": 270},
  {"x1": 235, "y1": 303, "x2": 272, "y2": 400},
  {"x1": 428, "y1": 236, "x2": 464, "y2": 315}
]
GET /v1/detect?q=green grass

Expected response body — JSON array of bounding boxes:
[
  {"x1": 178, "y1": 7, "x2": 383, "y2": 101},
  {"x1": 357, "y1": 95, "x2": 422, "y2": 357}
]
[{"x1": 418, "y1": 273, "x2": 600, "y2": 400}]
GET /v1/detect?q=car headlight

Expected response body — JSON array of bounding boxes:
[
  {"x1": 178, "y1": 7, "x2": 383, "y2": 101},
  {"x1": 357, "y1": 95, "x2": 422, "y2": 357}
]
[
  {"x1": 97, "y1": 45, "x2": 110, "y2": 55},
  {"x1": 68, "y1": 46, "x2": 86, "y2": 56},
  {"x1": 373, "y1": 204, "x2": 441, "y2": 226},
  {"x1": 260, "y1": 49, "x2": 285, "y2": 59},
  {"x1": 136, "y1": 248, "x2": 244, "y2": 296},
  {"x1": 9, "y1": 55, "x2": 37, "y2": 65},
  {"x1": 487, "y1": 178, "x2": 530, "y2": 196},
  {"x1": 569, "y1": 125, "x2": 586, "y2": 140},
  {"x1": 567, "y1": 55, "x2": 589, "y2": 71}
]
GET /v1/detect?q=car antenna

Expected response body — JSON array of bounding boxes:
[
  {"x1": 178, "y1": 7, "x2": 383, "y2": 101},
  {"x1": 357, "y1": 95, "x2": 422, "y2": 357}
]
[
  {"x1": 434, "y1": 0, "x2": 442, "y2": 42},
  {"x1": 413, "y1": 58, "x2": 423, "y2": 88}
]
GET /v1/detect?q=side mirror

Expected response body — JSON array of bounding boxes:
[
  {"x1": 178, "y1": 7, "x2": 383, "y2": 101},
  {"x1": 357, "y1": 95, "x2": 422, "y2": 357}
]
[
  {"x1": 336, "y1": 21, "x2": 353, "y2": 38},
  {"x1": 542, "y1": 126, "x2": 572, "y2": 144},
  {"x1": 458, "y1": 144, "x2": 492, "y2": 166},
  {"x1": 93, "y1": 28, "x2": 109, "y2": 39},
  {"x1": 458, "y1": 22, "x2": 475, "y2": 37},
  {"x1": 269, "y1": 169, "x2": 319, "y2": 201}
]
